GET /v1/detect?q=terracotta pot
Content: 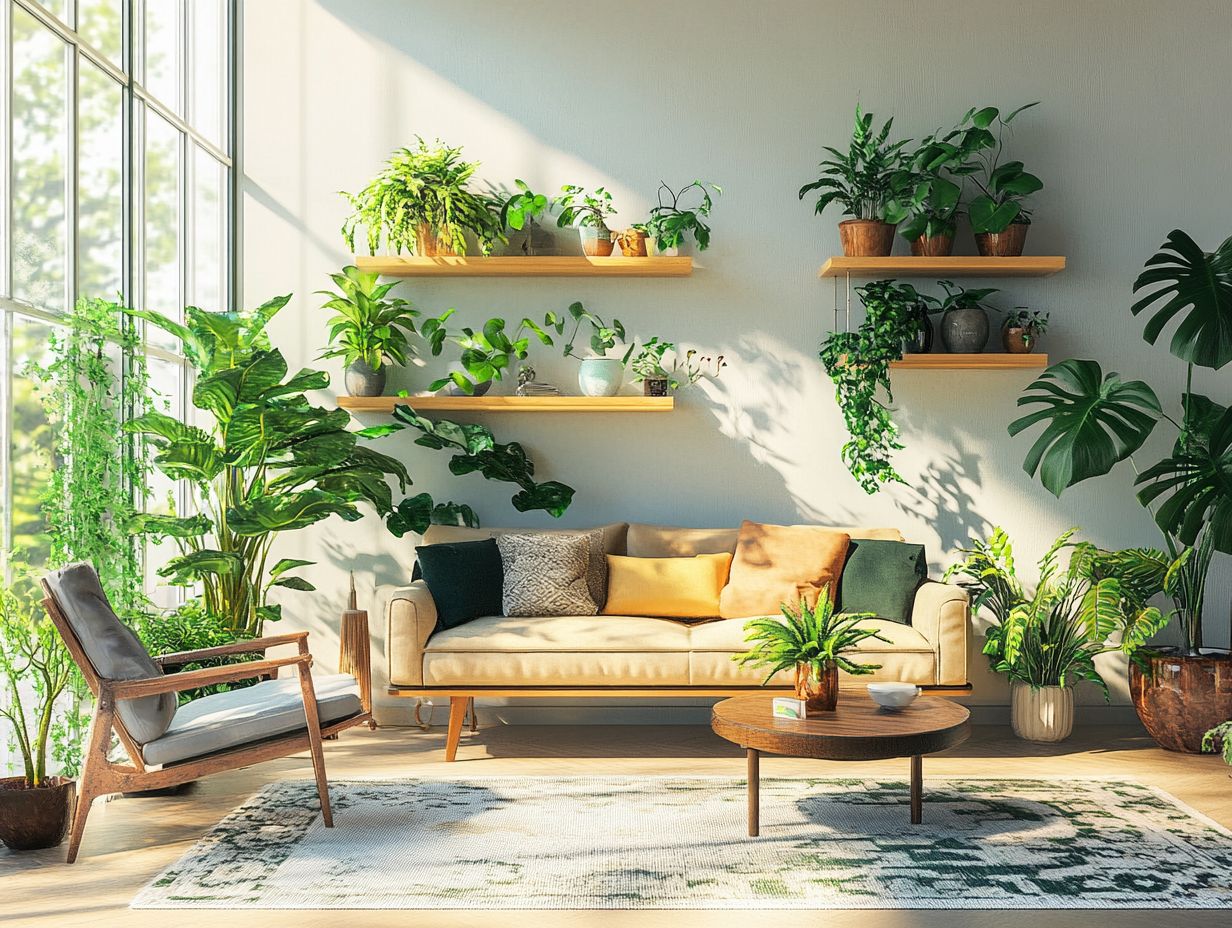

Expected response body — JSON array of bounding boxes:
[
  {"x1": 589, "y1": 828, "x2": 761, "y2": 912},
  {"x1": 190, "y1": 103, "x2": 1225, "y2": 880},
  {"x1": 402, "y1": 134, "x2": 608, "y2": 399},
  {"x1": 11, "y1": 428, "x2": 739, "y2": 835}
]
[
  {"x1": 838, "y1": 220, "x2": 896, "y2": 257},
  {"x1": 414, "y1": 222, "x2": 456, "y2": 257},
  {"x1": 642, "y1": 378, "x2": 670, "y2": 397},
  {"x1": 0, "y1": 777, "x2": 77, "y2": 851},
  {"x1": 974, "y1": 221, "x2": 1029, "y2": 257},
  {"x1": 795, "y1": 662, "x2": 839, "y2": 715},
  {"x1": 1130, "y1": 651, "x2": 1232, "y2": 753},
  {"x1": 1002, "y1": 326, "x2": 1037, "y2": 354},
  {"x1": 615, "y1": 228, "x2": 649, "y2": 257},
  {"x1": 908, "y1": 232, "x2": 955, "y2": 257},
  {"x1": 579, "y1": 225, "x2": 614, "y2": 257},
  {"x1": 1011, "y1": 682, "x2": 1074, "y2": 743}
]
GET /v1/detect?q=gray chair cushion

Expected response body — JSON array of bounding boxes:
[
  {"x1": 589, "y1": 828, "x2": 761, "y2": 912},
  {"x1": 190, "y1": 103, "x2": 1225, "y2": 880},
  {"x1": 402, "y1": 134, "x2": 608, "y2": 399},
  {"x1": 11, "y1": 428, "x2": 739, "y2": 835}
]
[
  {"x1": 141, "y1": 672, "x2": 362, "y2": 767},
  {"x1": 44, "y1": 562, "x2": 175, "y2": 744}
]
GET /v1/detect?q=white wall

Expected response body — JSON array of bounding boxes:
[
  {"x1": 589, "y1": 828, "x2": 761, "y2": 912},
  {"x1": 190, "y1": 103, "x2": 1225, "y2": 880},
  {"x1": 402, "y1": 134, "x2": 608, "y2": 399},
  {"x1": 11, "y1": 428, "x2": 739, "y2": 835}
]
[{"x1": 241, "y1": 0, "x2": 1232, "y2": 724}]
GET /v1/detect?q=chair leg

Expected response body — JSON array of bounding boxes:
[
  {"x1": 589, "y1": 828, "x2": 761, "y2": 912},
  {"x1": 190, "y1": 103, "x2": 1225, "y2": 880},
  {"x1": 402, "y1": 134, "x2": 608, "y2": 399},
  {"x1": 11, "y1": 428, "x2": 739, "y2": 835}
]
[
  {"x1": 446, "y1": 696, "x2": 467, "y2": 762},
  {"x1": 296, "y1": 664, "x2": 334, "y2": 828},
  {"x1": 66, "y1": 700, "x2": 114, "y2": 864}
]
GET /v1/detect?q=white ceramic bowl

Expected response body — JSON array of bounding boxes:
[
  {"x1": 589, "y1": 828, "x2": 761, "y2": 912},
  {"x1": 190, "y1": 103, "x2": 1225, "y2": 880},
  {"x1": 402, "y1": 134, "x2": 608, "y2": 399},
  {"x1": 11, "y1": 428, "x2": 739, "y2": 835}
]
[{"x1": 867, "y1": 682, "x2": 921, "y2": 710}]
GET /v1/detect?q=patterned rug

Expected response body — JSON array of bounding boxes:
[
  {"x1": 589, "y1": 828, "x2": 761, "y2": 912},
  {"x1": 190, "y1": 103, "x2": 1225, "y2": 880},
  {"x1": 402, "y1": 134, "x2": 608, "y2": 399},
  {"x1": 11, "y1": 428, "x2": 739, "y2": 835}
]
[{"x1": 132, "y1": 777, "x2": 1232, "y2": 910}]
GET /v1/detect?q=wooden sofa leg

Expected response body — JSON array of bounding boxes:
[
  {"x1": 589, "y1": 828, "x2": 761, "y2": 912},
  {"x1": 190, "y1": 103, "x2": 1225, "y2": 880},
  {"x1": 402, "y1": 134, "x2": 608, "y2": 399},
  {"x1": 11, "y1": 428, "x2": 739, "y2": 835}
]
[{"x1": 445, "y1": 696, "x2": 467, "y2": 761}]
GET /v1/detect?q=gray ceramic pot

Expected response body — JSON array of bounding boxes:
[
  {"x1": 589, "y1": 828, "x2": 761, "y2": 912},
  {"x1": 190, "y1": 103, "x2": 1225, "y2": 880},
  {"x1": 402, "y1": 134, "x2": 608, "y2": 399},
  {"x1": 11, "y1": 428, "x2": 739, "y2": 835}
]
[
  {"x1": 445, "y1": 379, "x2": 493, "y2": 397},
  {"x1": 344, "y1": 360, "x2": 387, "y2": 397},
  {"x1": 941, "y1": 306, "x2": 990, "y2": 353}
]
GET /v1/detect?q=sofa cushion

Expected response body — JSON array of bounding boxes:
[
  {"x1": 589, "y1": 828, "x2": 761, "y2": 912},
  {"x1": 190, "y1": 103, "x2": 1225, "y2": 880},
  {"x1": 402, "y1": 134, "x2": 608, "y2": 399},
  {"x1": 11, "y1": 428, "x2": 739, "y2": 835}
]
[
  {"x1": 625, "y1": 522, "x2": 905, "y2": 558},
  {"x1": 415, "y1": 539, "x2": 504, "y2": 629},
  {"x1": 602, "y1": 553, "x2": 732, "y2": 619},
  {"x1": 426, "y1": 614, "x2": 693, "y2": 652},
  {"x1": 719, "y1": 521, "x2": 851, "y2": 618},
  {"x1": 838, "y1": 539, "x2": 928, "y2": 625},
  {"x1": 141, "y1": 673, "x2": 361, "y2": 767},
  {"x1": 498, "y1": 533, "x2": 597, "y2": 617}
]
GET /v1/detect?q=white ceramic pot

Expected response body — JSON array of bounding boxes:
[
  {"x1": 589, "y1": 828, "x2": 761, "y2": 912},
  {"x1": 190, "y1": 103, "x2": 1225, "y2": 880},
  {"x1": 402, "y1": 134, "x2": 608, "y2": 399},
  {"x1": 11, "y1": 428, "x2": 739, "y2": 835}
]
[
  {"x1": 1011, "y1": 681, "x2": 1074, "y2": 743},
  {"x1": 577, "y1": 358, "x2": 623, "y2": 397},
  {"x1": 645, "y1": 235, "x2": 679, "y2": 257}
]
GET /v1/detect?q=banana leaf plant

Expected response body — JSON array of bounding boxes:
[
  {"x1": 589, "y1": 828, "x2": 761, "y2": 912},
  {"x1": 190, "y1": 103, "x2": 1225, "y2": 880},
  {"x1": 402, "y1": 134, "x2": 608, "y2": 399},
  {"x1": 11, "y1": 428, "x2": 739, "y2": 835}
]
[
  {"x1": 1008, "y1": 229, "x2": 1232, "y2": 654},
  {"x1": 125, "y1": 297, "x2": 409, "y2": 637}
]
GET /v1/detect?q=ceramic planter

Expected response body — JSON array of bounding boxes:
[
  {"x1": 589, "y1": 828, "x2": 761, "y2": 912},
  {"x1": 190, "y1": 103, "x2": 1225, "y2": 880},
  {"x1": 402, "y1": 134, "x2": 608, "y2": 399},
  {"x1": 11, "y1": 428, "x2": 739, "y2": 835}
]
[
  {"x1": 414, "y1": 222, "x2": 455, "y2": 257},
  {"x1": 908, "y1": 232, "x2": 955, "y2": 257},
  {"x1": 579, "y1": 225, "x2": 615, "y2": 257},
  {"x1": 1002, "y1": 325, "x2": 1038, "y2": 353},
  {"x1": 577, "y1": 358, "x2": 623, "y2": 397},
  {"x1": 503, "y1": 220, "x2": 556, "y2": 256},
  {"x1": 1010, "y1": 682, "x2": 1074, "y2": 743},
  {"x1": 1129, "y1": 651, "x2": 1232, "y2": 753},
  {"x1": 615, "y1": 228, "x2": 649, "y2": 257},
  {"x1": 795, "y1": 662, "x2": 839, "y2": 715},
  {"x1": 444, "y1": 379, "x2": 493, "y2": 397},
  {"x1": 838, "y1": 219, "x2": 896, "y2": 257},
  {"x1": 941, "y1": 305, "x2": 990, "y2": 353},
  {"x1": 645, "y1": 235, "x2": 679, "y2": 257},
  {"x1": 975, "y1": 221, "x2": 1029, "y2": 257},
  {"x1": 903, "y1": 303, "x2": 934, "y2": 354},
  {"x1": 344, "y1": 360, "x2": 387, "y2": 397},
  {"x1": 642, "y1": 377, "x2": 670, "y2": 397},
  {"x1": 0, "y1": 777, "x2": 76, "y2": 851}
]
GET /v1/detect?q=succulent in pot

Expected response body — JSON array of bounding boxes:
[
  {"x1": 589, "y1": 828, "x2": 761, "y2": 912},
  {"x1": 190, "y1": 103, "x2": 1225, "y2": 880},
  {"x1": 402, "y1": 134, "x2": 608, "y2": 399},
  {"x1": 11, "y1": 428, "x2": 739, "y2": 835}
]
[
  {"x1": 799, "y1": 106, "x2": 911, "y2": 257},
  {"x1": 420, "y1": 309, "x2": 559, "y2": 396},
  {"x1": 554, "y1": 185, "x2": 617, "y2": 256},
  {"x1": 555, "y1": 301, "x2": 629, "y2": 396},
  {"x1": 627, "y1": 337, "x2": 727, "y2": 395},
  {"x1": 317, "y1": 265, "x2": 420, "y2": 397},
  {"x1": 928, "y1": 280, "x2": 1000, "y2": 353},
  {"x1": 1002, "y1": 307, "x2": 1049, "y2": 353},
  {"x1": 498, "y1": 179, "x2": 556, "y2": 256},
  {"x1": 962, "y1": 103, "x2": 1043, "y2": 256},
  {"x1": 644, "y1": 181, "x2": 721, "y2": 255},
  {"x1": 733, "y1": 586, "x2": 887, "y2": 716}
]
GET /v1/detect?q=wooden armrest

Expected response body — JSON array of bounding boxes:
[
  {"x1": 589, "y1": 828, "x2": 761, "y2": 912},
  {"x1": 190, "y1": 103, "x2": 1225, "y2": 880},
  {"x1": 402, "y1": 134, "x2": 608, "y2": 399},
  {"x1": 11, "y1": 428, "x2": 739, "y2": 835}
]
[
  {"x1": 109, "y1": 653, "x2": 311, "y2": 700},
  {"x1": 153, "y1": 631, "x2": 310, "y2": 666}
]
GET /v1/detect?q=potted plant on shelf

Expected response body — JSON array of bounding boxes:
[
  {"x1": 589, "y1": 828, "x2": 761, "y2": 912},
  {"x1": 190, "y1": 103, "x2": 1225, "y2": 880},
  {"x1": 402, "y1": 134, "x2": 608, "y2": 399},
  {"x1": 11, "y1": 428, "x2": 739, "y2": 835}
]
[
  {"x1": 554, "y1": 185, "x2": 617, "y2": 256},
  {"x1": 929, "y1": 280, "x2": 1000, "y2": 353},
  {"x1": 341, "y1": 137, "x2": 504, "y2": 257},
  {"x1": 1002, "y1": 307, "x2": 1049, "y2": 354},
  {"x1": 1008, "y1": 228, "x2": 1232, "y2": 752},
  {"x1": 0, "y1": 570, "x2": 78, "y2": 852},
  {"x1": 962, "y1": 103, "x2": 1044, "y2": 257},
  {"x1": 419, "y1": 309, "x2": 559, "y2": 396},
  {"x1": 317, "y1": 265, "x2": 420, "y2": 397},
  {"x1": 498, "y1": 179, "x2": 555, "y2": 256},
  {"x1": 644, "y1": 180, "x2": 721, "y2": 255},
  {"x1": 627, "y1": 337, "x2": 727, "y2": 395},
  {"x1": 799, "y1": 106, "x2": 911, "y2": 257},
  {"x1": 555, "y1": 301, "x2": 630, "y2": 396},
  {"x1": 616, "y1": 224, "x2": 650, "y2": 257},
  {"x1": 733, "y1": 587, "x2": 887, "y2": 715},
  {"x1": 898, "y1": 117, "x2": 989, "y2": 256}
]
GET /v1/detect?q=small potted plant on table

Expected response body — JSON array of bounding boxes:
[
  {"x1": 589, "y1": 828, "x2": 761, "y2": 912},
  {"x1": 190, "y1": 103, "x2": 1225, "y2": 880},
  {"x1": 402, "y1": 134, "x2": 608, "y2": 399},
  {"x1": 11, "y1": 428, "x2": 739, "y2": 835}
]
[
  {"x1": 1002, "y1": 307, "x2": 1049, "y2": 353},
  {"x1": 964, "y1": 103, "x2": 1044, "y2": 256},
  {"x1": 644, "y1": 180, "x2": 721, "y2": 256},
  {"x1": 555, "y1": 185, "x2": 617, "y2": 256},
  {"x1": 733, "y1": 587, "x2": 887, "y2": 715},
  {"x1": 317, "y1": 265, "x2": 420, "y2": 397}
]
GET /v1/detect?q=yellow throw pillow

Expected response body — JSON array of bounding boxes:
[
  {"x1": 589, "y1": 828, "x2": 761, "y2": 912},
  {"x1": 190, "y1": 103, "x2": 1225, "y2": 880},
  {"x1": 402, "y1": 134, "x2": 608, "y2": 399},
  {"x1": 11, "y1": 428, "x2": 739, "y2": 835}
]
[
  {"x1": 602, "y1": 553, "x2": 733, "y2": 619},
  {"x1": 719, "y1": 520, "x2": 851, "y2": 618}
]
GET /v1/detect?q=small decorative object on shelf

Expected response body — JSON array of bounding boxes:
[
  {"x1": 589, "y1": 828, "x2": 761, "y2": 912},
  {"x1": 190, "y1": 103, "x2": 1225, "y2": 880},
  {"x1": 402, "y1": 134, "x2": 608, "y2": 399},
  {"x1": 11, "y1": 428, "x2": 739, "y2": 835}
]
[
  {"x1": 615, "y1": 227, "x2": 649, "y2": 257},
  {"x1": 339, "y1": 572, "x2": 377, "y2": 730},
  {"x1": 515, "y1": 363, "x2": 560, "y2": 397},
  {"x1": 772, "y1": 696, "x2": 807, "y2": 720},
  {"x1": 1002, "y1": 307, "x2": 1049, "y2": 353}
]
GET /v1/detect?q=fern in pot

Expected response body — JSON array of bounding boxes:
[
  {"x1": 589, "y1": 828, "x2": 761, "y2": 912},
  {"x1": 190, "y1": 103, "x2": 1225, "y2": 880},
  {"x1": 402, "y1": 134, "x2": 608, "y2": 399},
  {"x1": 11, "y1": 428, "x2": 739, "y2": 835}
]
[{"x1": 318, "y1": 265, "x2": 420, "y2": 397}]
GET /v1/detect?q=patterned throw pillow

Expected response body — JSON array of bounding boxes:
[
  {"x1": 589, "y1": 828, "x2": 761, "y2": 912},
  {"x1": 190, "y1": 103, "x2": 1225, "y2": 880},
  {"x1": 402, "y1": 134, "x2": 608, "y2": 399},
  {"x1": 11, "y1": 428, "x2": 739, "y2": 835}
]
[{"x1": 497, "y1": 532, "x2": 598, "y2": 617}]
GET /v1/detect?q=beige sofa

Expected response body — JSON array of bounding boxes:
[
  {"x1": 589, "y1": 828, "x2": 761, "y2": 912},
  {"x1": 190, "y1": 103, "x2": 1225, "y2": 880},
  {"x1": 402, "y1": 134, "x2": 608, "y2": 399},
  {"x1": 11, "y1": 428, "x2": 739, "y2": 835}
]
[{"x1": 379, "y1": 522, "x2": 970, "y2": 759}]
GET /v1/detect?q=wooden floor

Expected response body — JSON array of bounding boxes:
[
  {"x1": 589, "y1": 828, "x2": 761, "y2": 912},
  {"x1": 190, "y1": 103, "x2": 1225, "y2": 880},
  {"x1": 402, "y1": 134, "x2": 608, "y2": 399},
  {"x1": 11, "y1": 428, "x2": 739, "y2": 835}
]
[{"x1": 3, "y1": 720, "x2": 1230, "y2": 927}]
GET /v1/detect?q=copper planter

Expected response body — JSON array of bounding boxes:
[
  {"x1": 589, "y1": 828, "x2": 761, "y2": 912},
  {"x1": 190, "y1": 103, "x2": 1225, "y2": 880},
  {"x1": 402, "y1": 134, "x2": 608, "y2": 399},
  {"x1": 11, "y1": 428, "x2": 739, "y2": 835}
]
[
  {"x1": 1129, "y1": 652, "x2": 1232, "y2": 753},
  {"x1": 615, "y1": 228, "x2": 648, "y2": 257},
  {"x1": 908, "y1": 232, "x2": 954, "y2": 257},
  {"x1": 795, "y1": 662, "x2": 839, "y2": 715},
  {"x1": 974, "y1": 222, "x2": 1029, "y2": 257},
  {"x1": 838, "y1": 220, "x2": 896, "y2": 257},
  {"x1": 414, "y1": 222, "x2": 456, "y2": 257},
  {"x1": 0, "y1": 777, "x2": 77, "y2": 851},
  {"x1": 1002, "y1": 326, "x2": 1036, "y2": 353}
]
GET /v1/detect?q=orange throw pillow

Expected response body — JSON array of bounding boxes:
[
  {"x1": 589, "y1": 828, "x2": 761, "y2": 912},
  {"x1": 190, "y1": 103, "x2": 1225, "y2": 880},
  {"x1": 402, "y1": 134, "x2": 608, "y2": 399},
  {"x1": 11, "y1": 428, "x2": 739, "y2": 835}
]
[
  {"x1": 718, "y1": 521, "x2": 851, "y2": 618},
  {"x1": 602, "y1": 553, "x2": 733, "y2": 619}
]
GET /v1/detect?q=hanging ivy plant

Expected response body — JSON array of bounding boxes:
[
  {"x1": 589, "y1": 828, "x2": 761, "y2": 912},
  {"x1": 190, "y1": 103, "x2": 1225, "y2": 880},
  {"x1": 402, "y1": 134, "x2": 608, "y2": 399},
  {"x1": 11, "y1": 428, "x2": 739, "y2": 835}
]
[{"x1": 819, "y1": 280, "x2": 928, "y2": 493}]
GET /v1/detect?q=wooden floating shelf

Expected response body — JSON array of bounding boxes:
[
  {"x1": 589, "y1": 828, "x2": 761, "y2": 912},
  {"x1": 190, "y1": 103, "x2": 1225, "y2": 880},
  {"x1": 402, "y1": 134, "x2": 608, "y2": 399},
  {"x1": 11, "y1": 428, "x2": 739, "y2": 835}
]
[
  {"x1": 355, "y1": 255, "x2": 693, "y2": 278},
  {"x1": 336, "y1": 395, "x2": 675, "y2": 413},
  {"x1": 818, "y1": 256, "x2": 1066, "y2": 279},
  {"x1": 890, "y1": 353, "x2": 1049, "y2": 370}
]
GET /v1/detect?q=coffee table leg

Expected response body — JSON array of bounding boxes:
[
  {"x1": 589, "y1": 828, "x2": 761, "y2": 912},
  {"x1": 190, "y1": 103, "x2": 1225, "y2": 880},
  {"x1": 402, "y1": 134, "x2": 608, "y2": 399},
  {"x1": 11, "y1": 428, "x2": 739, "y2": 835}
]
[
  {"x1": 747, "y1": 747, "x2": 760, "y2": 837},
  {"x1": 910, "y1": 754, "x2": 923, "y2": 824}
]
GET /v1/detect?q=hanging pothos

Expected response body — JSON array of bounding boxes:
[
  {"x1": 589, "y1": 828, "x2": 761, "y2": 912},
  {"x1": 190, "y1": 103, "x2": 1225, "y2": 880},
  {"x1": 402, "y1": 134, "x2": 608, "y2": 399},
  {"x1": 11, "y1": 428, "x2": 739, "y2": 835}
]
[{"x1": 819, "y1": 279, "x2": 927, "y2": 493}]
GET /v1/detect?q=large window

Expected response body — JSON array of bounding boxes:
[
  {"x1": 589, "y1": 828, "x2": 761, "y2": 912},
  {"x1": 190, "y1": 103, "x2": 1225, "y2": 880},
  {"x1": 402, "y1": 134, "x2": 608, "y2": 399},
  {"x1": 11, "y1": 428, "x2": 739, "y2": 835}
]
[{"x1": 1, "y1": 0, "x2": 235, "y2": 576}]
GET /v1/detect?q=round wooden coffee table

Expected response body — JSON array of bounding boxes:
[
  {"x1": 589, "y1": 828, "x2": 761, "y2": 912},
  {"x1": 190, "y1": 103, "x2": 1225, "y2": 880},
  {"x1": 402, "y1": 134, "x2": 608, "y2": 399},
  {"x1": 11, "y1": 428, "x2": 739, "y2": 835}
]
[{"x1": 711, "y1": 694, "x2": 971, "y2": 836}]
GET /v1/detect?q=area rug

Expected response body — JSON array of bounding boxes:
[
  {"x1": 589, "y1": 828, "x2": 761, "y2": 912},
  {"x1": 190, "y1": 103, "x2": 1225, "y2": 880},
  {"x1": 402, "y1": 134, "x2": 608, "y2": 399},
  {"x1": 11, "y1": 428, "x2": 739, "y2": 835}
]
[{"x1": 132, "y1": 776, "x2": 1232, "y2": 910}]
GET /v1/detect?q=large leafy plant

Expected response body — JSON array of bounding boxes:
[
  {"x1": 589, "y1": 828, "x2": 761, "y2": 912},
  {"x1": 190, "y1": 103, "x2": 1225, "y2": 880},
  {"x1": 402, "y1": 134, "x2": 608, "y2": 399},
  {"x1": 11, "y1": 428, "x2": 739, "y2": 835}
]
[
  {"x1": 645, "y1": 181, "x2": 721, "y2": 252},
  {"x1": 341, "y1": 138, "x2": 503, "y2": 256},
  {"x1": 799, "y1": 106, "x2": 912, "y2": 224},
  {"x1": 899, "y1": 119, "x2": 989, "y2": 242},
  {"x1": 963, "y1": 103, "x2": 1044, "y2": 234},
  {"x1": 125, "y1": 297, "x2": 409, "y2": 636},
  {"x1": 317, "y1": 265, "x2": 420, "y2": 371},
  {"x1": 733, "y1": 586, "x2": 887, "y2": 683},
  {"x1": 1008, "y1": 229, "x2": 1232, "y2": 653}
]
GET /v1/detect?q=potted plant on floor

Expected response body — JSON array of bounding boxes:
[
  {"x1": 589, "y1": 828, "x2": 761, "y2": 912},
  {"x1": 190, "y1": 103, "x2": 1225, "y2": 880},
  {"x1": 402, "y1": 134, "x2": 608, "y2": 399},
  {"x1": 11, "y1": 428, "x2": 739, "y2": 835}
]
[
  {"x1": 341, "y1": 138, "x2": 504, "y2": 257},
  {"x1": 1008, "y1": 228, "x2": 1232, "y2": 752},
  {"x1": 799, "y1": 106, "x2": 911, "y2": 257},
  {"x1": 644, "y1": 180, "x2": 721, "y2": 255},
  {"x1": 1002, "y1": 307, "x2": 1049, "y2": 353},
  {"x1": 929, "y1": 280, "x2": 1001, "y2": 353},
  {"x1": 317, "y1": 265, "x2": 421, "y2": 397},
  {"x1": 419, "y1": 309, "x2": 559, "y2": 395},
  {"x1": 734, "y1": 586, "x2": 887, "y2": 715},
  {"x1": 0, "y1": 571, "x2": 78, "y2": 852},
  {"x1": 556, "y1": 301, "x2": 630, "y2": 396},
  {"x1": 963, "y1": 103, "x2": 1044, "y2": 257},
  {"x1": 626, "y1": 337, "x2": 727, "y2": 395},
  {"x1": 554, "y1": 185, "x2": 617, "y2": 256},
  {"x1": 498, "y1": 179, "x2": 556, "y2": 256}
]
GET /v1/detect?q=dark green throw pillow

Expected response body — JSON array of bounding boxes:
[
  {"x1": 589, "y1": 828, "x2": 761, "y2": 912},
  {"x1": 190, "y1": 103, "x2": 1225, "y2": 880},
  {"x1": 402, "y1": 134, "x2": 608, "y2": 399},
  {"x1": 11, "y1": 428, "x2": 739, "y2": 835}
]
[
  {"x1": 837, "y1": 539, "x2": 927, "y2": 625},
  {"x1": 414, "y1": 539, "x2": 504, "y2": 630}
]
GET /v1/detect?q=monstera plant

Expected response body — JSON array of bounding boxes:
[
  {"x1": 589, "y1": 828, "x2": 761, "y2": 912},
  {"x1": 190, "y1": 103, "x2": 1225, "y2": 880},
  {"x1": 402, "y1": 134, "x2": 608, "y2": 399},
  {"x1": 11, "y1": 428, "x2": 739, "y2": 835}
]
[
  {"x1": 126, "y1": 297, "x2": 409, "y2": 636},
  {"x1": 1007, "y1": 228, "x2": 1232, "y2": 753}
]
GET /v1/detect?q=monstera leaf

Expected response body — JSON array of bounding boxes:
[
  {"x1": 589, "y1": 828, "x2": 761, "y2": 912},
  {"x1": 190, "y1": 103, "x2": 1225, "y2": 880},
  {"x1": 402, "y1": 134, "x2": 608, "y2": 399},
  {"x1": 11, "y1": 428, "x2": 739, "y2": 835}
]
[
  {"x1": 1135, "y1": 404, "x2": 1232, "y2": 553},
  {"x1": 1008, "y1": 359, "x2": 1162, "y2": 496},
  {"x1": 1131, "y1": 229, "x2": 1232, "y2": 370}
]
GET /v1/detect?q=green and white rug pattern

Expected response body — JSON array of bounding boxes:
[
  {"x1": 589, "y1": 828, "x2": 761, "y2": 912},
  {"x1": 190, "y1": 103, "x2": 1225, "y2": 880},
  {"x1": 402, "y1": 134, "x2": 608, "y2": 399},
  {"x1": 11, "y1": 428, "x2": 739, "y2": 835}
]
[{"x1": 132, "y1": 776, "x2": 1232, "y2": 909}]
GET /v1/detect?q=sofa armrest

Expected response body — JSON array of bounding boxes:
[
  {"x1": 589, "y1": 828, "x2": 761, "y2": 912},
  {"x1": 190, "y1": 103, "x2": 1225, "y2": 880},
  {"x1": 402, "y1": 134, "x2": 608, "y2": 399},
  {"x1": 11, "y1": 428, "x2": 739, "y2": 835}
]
[
  {"x1": 911, "y1": 581, "x2": 970, "y2": 686},
  {"x1": 381, "y1": 581, "x2": 438, "y2": 688}
]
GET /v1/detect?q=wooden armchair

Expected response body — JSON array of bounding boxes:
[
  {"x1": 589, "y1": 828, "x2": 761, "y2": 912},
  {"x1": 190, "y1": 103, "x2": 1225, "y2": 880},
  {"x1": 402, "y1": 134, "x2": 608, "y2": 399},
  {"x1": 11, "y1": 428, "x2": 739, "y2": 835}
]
[{"x1": 41, "y1": 563, "x2": 372, "y2": 864}]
